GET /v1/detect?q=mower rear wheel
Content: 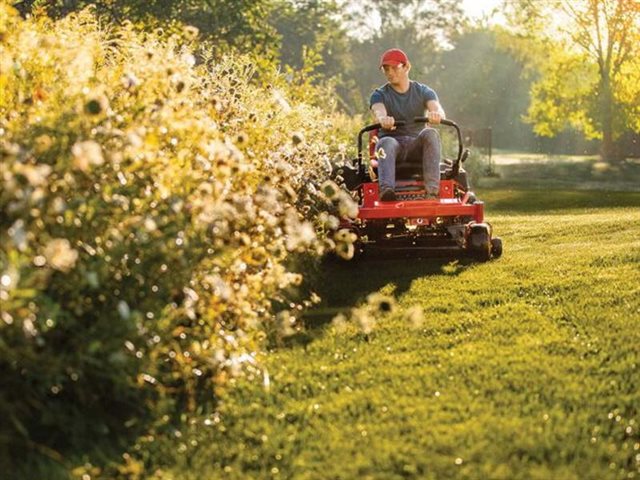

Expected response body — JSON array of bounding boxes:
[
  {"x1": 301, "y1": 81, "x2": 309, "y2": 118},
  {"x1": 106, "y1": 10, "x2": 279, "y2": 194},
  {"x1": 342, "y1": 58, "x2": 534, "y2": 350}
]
[{"x1": 491, "y1": 237, "x2": 503, "y2": 259}]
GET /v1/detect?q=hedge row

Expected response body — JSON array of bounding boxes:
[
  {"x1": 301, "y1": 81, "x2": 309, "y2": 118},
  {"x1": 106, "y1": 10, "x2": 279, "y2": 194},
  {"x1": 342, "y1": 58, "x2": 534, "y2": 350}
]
[{"x1": 0, "y1": 5, "x2": 357, "y2": 469}]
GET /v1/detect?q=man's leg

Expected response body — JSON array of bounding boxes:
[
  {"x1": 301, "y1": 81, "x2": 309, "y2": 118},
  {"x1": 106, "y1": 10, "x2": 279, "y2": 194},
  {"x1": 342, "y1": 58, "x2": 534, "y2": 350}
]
[
  {"x1": 404, "y1": 128, "x2": 441, "y2": 196},
  {"x1": 375, "y1": 137, "x2": 401, "y2": 192}
]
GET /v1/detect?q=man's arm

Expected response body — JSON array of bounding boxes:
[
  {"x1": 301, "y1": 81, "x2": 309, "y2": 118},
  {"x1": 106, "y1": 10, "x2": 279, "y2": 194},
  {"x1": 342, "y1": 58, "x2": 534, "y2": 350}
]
[
  {"x1": 426, "y1": 99, "x2": 445, "y2": 124},
  {"x1": 371, "y1": 102, "x2": 395, "y2": 130}
]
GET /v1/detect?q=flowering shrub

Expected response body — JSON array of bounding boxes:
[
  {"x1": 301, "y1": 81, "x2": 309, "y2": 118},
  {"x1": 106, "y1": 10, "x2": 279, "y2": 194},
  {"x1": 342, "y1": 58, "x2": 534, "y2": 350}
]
[{"x1": 0, "y1": 4, "x2": 358, "y2": 466}]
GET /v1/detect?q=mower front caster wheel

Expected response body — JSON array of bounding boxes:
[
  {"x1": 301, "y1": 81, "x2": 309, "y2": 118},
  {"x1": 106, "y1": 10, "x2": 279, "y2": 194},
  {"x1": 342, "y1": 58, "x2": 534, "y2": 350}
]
[{"x1": 491, "y1": 237, "x2": 503, "y2": 259}]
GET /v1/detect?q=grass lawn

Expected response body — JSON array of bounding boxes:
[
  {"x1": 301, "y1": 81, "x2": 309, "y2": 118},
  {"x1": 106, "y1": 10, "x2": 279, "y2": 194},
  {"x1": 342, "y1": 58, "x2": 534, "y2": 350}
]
[
  {"x1": 16, "y1": 159, "x2": 640, "y2": 480},
  {"x1": 481, "y1": 151, "x2": 640, "y2": 192},
  {"x1": 140, "y1": 185, "x2": 640, "y2": 479}
]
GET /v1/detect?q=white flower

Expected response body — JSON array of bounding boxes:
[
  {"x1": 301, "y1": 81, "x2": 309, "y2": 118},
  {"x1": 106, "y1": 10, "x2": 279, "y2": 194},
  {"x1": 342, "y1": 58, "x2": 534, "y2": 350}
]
[
  {"x1": 51, "y1": 197, "x2": 67, "y2": 214},
  {"x1": 334, "y1": 228, "x2": 357, "y2": 244},
  {"x1": 182, "y1": 25, "x2": 199, "y2": 40},
  {"x1": 204, "y1": 274, "x2": 231, "y2": 300},
  {"x1": 118, "y1": 301, "x2": 131, "y2": 320},
  {"x1": 337, "y1": 191, "x2": 359, "y2": 219},
  {"x1": 43, "y1": 238, "x2": 79, "y2": 273},
  {"x1": 297, "y1": 221, "x2": 317, "y2": 244},
  {"x1": 181, "y1": 53, "x2": 196, "y2": 67},
  {"x1": 331, "y1": 313, "x2": 348, "y2": 333},
  {"x1": 127, "y1": 132, "x2": 143, "y2": 148},
  {"x1": 72, "y1": 140, "x2": 104, "y2": 172},
  {"x1": 321, "y1": 180, "x2": 340, "y2": 200},
  {"x1": 319, "y1": 213, "x2": 339, "y2": 230},
  {"x1": 16, "y1": 164, "x2": 52, "y2": 187},
  {"x1": 276, "y1": 310, "x2": 296, "y2": 338},
  {"x1": 285, "y1": 220, "x2": 317, "y2": 251},
  {"x1": 404, "y1": 305, "x2": 425, "y2": 329},
  {"x1": 144, "y1": 217, "x2": 157, "y2": 232},
  {"x1": 121, "y1": 72, "x2": 140, "y2": 89},
  {"x1": 271, "y1": 89, "x2": 291, "y2": 112},
  {"x1": 8, "y1": 219, "x2": 27, "y2": 251},
  {"x1": 1, "y1": 268, "x2": 18, "y2": 291},
  {"x1": 263, "y1": 369, "x2": 270, "y2": 390}
]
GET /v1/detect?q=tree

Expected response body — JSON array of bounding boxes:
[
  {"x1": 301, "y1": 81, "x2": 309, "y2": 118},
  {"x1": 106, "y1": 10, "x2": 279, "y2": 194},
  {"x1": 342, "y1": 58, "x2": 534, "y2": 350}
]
[
  {"x1": 269, "y1": 0, "x2": 356, "y2": 110},
  {"x1": 341, "y1": 0, "x2": 463, "y2": 43},
  {"x1": 426, "y1": 29, "x2": 540, "y2": 151},
  {"x1": 504, "y1": 0, "x2": 640, "y2": 162},
  {"x1": 271, "y1": 1, "x2": 349, "y2": 77},
  {"x1": 15, "y1": 0, "x2": 281, "y2": 59}
]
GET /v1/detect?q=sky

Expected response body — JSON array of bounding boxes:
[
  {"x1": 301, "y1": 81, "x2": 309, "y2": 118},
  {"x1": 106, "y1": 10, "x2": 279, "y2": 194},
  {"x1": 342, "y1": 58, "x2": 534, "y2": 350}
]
[
  {"x1": 339, "y1": 0, "x2": 508, "y2": 40},
  {"x1": 461, "y1": 0, "x2": 504, "y2": 20}
]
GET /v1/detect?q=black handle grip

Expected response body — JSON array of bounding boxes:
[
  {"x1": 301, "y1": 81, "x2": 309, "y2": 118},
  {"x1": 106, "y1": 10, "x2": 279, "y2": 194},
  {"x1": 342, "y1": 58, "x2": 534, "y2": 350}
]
[
  {"x1": 361, "y1": 120, "x2": 407, "y2": 133},
  {"x1": 413, "y1": 116, "x2": 456, "y2": 128}
]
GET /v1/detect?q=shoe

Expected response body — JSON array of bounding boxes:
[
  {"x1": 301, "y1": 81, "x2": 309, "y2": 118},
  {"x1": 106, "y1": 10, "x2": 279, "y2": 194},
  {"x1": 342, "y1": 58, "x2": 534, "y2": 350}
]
[{"x1": 380, "y1": 187, "x2": 396, "y2": 202}]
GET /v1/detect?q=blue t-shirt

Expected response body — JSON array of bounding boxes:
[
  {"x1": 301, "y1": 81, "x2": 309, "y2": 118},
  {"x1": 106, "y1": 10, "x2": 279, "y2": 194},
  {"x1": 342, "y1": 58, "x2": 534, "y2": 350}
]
[{"x1": 369, "y1": 81, "x2": 438, "y2": 137}]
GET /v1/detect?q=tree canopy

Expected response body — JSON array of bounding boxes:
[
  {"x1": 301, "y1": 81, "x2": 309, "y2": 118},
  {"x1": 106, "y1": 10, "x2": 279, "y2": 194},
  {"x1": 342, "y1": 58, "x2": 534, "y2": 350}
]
[
  {"x1": 504, "y1": 0, "x2": 640, "y2": 161},
  {"x1": 13, "y1": 0, "x2": 637, "y2": 154},
  {"x1": 16, "y1": 0, "x2": 281, "y2": 58}
]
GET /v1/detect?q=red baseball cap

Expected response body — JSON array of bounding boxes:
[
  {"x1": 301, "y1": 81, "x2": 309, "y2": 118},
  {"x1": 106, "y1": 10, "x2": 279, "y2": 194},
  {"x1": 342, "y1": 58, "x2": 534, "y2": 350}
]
[{"x1": 379, "y1": 48, "x2": 409, "y2": 68}]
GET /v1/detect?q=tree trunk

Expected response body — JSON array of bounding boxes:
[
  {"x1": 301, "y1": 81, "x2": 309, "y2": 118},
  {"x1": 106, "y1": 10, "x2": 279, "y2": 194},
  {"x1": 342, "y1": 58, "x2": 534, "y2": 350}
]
[{"x1": 599, "y1": 74, "x2": 623, "y2": 163}]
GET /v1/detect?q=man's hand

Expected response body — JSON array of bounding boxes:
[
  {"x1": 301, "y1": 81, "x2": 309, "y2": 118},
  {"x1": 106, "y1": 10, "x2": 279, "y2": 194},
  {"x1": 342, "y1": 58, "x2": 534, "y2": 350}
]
[
  {"x1": 377, "y1": 115, "x2": 396, "y2": 130},
  {"x1": 427, "y1": 110, "x2": 443, "y2": 125}
]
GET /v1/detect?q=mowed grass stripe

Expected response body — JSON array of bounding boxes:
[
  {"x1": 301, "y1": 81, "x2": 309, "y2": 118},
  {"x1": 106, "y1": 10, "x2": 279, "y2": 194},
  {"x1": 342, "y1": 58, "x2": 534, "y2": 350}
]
[{"x1": 164, "y1": 190, "x2": 639, "y2": 480}]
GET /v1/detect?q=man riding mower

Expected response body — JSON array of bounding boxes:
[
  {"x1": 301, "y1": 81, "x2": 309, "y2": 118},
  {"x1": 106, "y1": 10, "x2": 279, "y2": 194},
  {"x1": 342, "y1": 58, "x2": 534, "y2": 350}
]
[
  {"x1": 331, "y1": 47, "x2": 502, "y2": 261},
  {"x1": 332, "y1": 116, "x2": 503, "y2": 261}
]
